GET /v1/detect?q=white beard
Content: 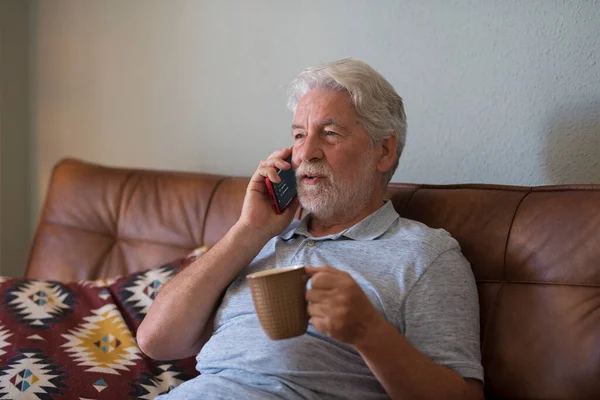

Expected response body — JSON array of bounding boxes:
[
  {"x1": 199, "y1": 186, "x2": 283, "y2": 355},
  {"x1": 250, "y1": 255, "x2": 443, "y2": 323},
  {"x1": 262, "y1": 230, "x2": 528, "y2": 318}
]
[{"x1": 296, "y1": 151, "x2": 378, "y2": 223}]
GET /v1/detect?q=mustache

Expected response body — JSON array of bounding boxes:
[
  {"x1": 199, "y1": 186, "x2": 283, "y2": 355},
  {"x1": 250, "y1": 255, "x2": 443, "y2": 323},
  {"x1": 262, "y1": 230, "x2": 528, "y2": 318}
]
[{"x1": 295, "y1": 161, "x2": 333, "y2": 179}]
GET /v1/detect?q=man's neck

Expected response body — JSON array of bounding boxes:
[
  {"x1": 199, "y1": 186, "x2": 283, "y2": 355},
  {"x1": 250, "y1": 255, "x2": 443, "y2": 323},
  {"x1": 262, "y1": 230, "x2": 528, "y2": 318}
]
[{"x1": 307, "y1": 198, "x2": 385, "y2": 238}]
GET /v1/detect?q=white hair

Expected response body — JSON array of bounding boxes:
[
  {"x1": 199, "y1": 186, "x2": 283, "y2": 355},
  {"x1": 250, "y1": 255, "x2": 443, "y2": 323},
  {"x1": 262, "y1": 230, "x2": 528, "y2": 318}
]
[{"x1": 287, "y1": 58, "x2": 407, "y2": 185}]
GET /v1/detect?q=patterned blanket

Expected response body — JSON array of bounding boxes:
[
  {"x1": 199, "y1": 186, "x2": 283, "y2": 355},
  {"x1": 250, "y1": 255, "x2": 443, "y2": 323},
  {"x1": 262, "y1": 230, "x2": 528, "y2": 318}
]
[{"x1": 0, "y1": 256, "x2": 203, "y2": 399}]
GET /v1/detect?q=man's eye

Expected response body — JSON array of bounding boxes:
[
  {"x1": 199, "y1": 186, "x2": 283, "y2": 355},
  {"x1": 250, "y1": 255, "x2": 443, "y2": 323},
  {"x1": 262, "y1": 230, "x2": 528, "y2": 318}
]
[
  {"x1": 326, "y1": 131, "x2": 337, "y2": 136},
  {"x1": 294, "y1": 133, "x2": 304, "y2": 140}
]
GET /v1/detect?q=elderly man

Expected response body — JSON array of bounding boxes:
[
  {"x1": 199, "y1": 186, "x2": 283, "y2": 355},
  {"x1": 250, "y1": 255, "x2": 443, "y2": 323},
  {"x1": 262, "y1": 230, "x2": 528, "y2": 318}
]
[{"x1": 138, "y1": 59, "x2": 484, "y2": 399}]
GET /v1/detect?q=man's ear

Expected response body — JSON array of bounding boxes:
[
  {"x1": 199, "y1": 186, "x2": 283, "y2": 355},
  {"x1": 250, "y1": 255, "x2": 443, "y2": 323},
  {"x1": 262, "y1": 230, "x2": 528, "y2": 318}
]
[{"x1": 376, "y1": 133, "x2": 398, "y2": 174}]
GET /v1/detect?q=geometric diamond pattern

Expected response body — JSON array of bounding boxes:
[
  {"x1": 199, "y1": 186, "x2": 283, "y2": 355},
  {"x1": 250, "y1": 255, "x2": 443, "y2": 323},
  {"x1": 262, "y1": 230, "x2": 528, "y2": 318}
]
[
  {"x1": 0, "y1": 349, "x2": 68, "y2": 399},
  {"x1": 98, "y1": 289, "x2": 111, "y2": 301},
  {"x1": 9, "y1": 368, "x2": 39, "y2": 392},
  {"x1": 117, "y1": 266, "x2": 177, "y2": 322},
  {"x1": 4, "y1": 281, "x2": 76, "y2": 329},
  {"x1": 0, "y1": 260, "x2": 201, "y2": 398},
  {"x1": 142, "y1": 280, "x2": 162, "y2": 300},
  {"x1": 93, "y1": 378, "x2": 107, "y2": 392},
  {"x1": 94, "y1": 334, "x2": 121, "y2": 354},
  {"x1": 28, "y1": 291, "x2": 51, "y2": 307},
  {"x1": 128, "y1": 362, "x2": 196, "y2": 399},
  {"x1": 61, "y1": 304, "x2": 142, "y2": 375}
]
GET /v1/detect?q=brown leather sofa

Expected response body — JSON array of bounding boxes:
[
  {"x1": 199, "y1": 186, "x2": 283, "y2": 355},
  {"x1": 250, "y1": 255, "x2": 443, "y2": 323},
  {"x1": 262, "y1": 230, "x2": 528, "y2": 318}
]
[{"x1": 26, "y1": 158, "x2": 600, "y2": 399}]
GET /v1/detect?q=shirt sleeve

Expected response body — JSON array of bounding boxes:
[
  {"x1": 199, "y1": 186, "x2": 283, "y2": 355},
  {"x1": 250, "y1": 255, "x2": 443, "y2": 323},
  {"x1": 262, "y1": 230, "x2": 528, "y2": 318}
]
[{"x1": 402, "y1": 248, "x2": 484, "y2": 382}]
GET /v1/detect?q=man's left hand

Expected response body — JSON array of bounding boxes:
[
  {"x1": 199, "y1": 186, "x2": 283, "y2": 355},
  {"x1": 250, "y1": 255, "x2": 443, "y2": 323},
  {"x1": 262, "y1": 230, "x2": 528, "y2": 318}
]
[{"x1": 305, "y1": 265, "x2": 383, "y2": 345}]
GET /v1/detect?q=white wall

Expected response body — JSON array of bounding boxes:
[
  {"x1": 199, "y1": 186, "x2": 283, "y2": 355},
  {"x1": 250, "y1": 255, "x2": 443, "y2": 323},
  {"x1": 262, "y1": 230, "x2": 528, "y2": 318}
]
[
  {"x1": 31, "y1": 0, "x2": 600, "y2": 224},
  {"x1": 0, "y1": 0, "x2": 31, "y2": 277}
]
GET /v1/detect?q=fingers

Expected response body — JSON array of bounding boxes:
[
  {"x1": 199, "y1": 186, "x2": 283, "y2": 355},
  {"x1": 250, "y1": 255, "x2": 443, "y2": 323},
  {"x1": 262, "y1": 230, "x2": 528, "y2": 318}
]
[
  {"x1": 260, "y1": 157, "x2": 290, "y2": 173},
  {"x1": 253, "y1": 149, "x2": 293, "y2": 184},
  {"x1": 250, "y1": 162, "x2": 282, "y2": 184},
  {"x1": 305, "y1": 266, "x2": 320, "y2": 276},
  {"x1": 307, "y1": 302, "x2": 326, "y2": 317},
  {"x1": 267, "y1": 148, "x2": 292, "y2": 161},
  {"x1": 306, "y1": 288, "x2": 328, "y2": 303},
  {"x1": 309, "y1": 316, "x2": 328, "y2": 335},
  {"x1": 307, "y1": 267, "x2": 348, "y2": 290}
]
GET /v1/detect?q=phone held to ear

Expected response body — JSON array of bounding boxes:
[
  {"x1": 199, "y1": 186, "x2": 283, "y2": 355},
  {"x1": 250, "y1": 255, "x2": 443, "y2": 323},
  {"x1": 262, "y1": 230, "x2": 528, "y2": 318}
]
[{"x1": 265, "y1": 154, "x2": 297, "y2": 214}]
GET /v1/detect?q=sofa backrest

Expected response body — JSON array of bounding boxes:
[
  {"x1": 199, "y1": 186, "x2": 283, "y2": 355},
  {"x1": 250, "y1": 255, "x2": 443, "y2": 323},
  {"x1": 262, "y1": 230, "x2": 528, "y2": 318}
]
[{"x1": 27, "y1": 158, "x2": 600, "y2": 399}]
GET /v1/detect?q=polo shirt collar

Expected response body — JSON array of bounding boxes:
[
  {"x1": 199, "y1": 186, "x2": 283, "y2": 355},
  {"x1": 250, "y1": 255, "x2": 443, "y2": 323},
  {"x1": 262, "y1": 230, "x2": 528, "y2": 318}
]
[{"x1": 280, "y1": 200, "x2": 399, "y2": 241}]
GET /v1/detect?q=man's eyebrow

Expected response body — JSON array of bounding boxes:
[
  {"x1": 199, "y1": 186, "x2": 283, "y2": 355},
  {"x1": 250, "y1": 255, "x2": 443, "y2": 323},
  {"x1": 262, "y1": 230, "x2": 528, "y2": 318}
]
[
  {"x1": 319, "y1": 118, "x2": 347, "y2": 130},
  {"x1": 291, "y1": 118, "x2": 347, "y2": 131}
]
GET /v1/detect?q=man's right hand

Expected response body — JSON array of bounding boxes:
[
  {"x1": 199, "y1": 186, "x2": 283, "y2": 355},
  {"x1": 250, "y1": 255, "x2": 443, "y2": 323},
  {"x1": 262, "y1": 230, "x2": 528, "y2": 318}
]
[
  {"x1": 236, "y1": 148, "x2": 300, "y2": 241},
  {"x1": 138, "y1": 149, "x2": 300, "y2": 361}
]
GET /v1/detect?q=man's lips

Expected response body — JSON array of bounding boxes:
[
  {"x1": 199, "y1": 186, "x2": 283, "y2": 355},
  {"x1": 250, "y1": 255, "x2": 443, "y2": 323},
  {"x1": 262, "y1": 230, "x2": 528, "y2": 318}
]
[{"x1": 300, "y1": 174, "x2": 324, "y2": 184}]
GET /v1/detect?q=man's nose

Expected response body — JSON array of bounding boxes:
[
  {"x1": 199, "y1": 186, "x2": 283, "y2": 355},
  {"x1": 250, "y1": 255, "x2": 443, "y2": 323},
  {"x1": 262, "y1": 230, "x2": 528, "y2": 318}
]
[{"x1": 296, "y1": 133, "x2": 324, "y2": 164}]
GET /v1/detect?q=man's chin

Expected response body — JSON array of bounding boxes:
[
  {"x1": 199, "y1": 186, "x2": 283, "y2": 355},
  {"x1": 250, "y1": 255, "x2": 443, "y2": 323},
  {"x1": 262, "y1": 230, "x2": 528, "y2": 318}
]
[
  {"x1": 298, "y1": 198, "x2": 325, "y2": 211},
  {"x1": 298, "y1": 197, "x2": 337, "y2": 219},
  {"x1": 298, "y1": 184, "x2": 341, "y2": 219},
  {"x1": 302, "y1": 206, "x2": 335, "y2": 221},
  {"x1": 299, "y1": 196, "x2": 325, "y2": 210}
]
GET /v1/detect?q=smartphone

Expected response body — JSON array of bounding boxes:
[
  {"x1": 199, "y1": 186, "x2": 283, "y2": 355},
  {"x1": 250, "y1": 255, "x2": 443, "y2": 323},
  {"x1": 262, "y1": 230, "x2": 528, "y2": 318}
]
[{"x1": 265, "y1": 154, "x2": 297, "y2": 214}]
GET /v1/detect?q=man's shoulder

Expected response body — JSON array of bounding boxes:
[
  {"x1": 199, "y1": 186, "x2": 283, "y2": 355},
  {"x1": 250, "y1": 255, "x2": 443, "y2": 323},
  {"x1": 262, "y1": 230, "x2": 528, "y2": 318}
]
[
  {"x1": 382, "y1": 217, "x2": 462, "y2": 261},
  {"x1": 374, "y1": 218, "x2": 472, "y2": 292}
]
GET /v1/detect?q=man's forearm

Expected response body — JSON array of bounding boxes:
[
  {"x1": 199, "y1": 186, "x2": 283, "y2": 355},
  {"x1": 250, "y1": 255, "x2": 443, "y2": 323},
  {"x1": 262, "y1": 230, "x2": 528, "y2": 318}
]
[
  {"x1": 137, "y1": 222, "x2": 271, "y2": 360},
  {"x1": 354, "y1": 317, "x2": 482, "y2": 400}
]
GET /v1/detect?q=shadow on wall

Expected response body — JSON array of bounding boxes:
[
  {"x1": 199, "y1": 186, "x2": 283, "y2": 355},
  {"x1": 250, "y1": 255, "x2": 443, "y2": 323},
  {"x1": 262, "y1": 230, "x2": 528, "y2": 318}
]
[{"x1": 544, "y1": 100, "x2": 600, "y2": 185}]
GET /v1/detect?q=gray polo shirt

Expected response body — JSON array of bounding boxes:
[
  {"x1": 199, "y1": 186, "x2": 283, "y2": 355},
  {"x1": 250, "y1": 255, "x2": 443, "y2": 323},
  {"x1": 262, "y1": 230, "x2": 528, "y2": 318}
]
[{"x1": 158, "y1": 201, "x2": 483, "y2": 399}]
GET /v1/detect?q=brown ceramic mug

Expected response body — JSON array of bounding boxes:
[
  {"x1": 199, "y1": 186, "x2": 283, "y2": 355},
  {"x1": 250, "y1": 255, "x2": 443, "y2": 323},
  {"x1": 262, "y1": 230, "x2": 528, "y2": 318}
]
[{"x1": 247, "y1": 265, "x2": 308, "y2": 340}]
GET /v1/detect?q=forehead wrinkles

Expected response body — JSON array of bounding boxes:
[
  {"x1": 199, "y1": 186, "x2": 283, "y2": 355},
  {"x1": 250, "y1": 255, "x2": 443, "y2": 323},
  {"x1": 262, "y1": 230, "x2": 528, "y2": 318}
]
[{"x1": 293, "y1": 101, "x2": 356, "y2": 131}]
